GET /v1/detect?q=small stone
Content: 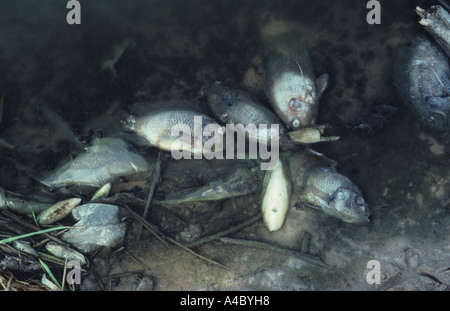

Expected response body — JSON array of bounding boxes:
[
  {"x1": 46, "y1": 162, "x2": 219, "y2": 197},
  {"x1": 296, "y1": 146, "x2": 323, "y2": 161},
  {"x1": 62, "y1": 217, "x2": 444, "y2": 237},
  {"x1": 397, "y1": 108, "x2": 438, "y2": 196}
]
[{"x1": 63, "y1": 203, "x2": 126, "y2": 254}]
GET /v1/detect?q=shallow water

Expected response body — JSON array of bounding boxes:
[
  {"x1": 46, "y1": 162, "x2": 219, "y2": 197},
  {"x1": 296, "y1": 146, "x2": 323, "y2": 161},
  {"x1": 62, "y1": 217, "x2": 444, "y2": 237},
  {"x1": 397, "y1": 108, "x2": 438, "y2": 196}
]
[{"x1": 0, "y1": 0, "x2": 449, "y2": 290}]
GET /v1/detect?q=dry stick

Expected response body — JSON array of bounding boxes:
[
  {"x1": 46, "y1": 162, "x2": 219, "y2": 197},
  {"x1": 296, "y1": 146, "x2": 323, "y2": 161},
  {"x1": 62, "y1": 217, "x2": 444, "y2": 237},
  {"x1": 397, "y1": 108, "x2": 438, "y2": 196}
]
[
  {"x1": 184, "y1": 214, "x2": 262, "y2": 248},
  {"x1": 32, "y1": 229, "x2": 70, "y2": 248},
  {"x1": 125, "y1": 206, "x2": 231, "y2": 271},
  {"x1": 137, "y1": 152, "x2": 162, "y2": 240},
  {"x1": 168, "y1": 237, "x2": 233, "y2": 272},
  {"x1": 125, "y1": 206, "x2": 168, "y2": 247},
  {"x1": 61, "y1": 259, "x2": 67, "y2": 292},
  {"x1": 124, "y1": 249, "x2": 151, "y2": 271},
  {"x1": 219, "y1": 237, "x2": 328, "y2": 268}
]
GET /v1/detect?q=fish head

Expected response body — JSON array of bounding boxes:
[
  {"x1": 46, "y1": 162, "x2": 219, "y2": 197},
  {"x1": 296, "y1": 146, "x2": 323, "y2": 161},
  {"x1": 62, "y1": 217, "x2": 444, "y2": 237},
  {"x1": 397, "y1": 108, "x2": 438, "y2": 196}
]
[
  {"x1": 329, "y1": 187, "x2": 371, "y2": 224},
  {"x1": 287, "y1": 97, "x2": 317, "y2": 129}
]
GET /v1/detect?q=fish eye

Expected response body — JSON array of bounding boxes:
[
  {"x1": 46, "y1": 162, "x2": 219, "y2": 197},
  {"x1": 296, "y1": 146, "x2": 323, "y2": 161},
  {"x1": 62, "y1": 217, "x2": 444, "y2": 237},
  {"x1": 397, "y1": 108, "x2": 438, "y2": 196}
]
[
  {"x1": 356, "y1": 197, "x2": 365, "y2": 206},
  {"x1": 291, "y1": 118, "x2": 300, "y2": 128}
]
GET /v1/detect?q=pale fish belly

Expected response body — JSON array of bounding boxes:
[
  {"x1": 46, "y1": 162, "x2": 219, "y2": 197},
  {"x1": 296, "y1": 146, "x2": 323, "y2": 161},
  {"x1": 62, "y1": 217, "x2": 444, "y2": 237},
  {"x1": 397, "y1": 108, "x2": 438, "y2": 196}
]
[
  {"x1": 261, "y1": 159, "x2": 292, "y2": 231},
  {"x1": 272, "y1": 71, "x2": 317, "y2": 128}
]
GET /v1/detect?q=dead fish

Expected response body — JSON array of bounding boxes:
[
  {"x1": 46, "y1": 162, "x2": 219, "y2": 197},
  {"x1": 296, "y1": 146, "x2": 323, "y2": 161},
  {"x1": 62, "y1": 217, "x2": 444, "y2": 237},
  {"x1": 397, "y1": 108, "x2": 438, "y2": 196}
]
[
  {"x1": 416, "y1": 5, "x2": 450, "y2": 58},
  {"x1": 41, "y1": 274, "x2": 60, "y2": 291},
  {"x1": 265, "y1": 49, "x2": 329, "y2": 130},
  {"x1": 122, "y1": 100, "x2": 224, "y2": 156},
  {"x1": 261, "y1": 154, "x2": 292, "y2": 231},
  {"x1": 90, "y1": 183, "x2": 111, "y2": 202},
  {"x1": 13, "y1": 240, "x2": 38, "y2": 257},
  {"x1": 39, "y1": 137, "x2": 150, "y2": 189},
  {"x1": 45, "y1": 242, "x2": 87, "y2": 266},
  {"x1": 156, "y1": 162, "x2": 263, "y2": 205},
  {"x1": 37, "y1": 198, "x2": 81, "y2": 225},
  {"x1": 206, "y1": 83, "x2": 284, "y2": 143},
  {"x1": 393, "y1": 36, "x2": 450, "y2": 135},
  {"x1": 291, "y1": 150, "x2": 370, "y2": 224},
  {"x1": 0, "y1": 188, "x2": 51, "y2": 215}
]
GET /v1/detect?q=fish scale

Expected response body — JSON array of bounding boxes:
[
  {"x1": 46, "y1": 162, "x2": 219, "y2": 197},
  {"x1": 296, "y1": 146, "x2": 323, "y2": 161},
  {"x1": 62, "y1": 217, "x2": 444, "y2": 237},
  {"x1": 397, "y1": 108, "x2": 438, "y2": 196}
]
[{"x1": 124, "y1": 103, "x2": 223, "y2": 154}]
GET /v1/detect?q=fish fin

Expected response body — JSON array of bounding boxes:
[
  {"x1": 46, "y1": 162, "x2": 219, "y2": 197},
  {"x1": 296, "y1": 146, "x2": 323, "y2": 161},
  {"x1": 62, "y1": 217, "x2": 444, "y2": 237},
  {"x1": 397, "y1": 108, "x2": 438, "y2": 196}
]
[
  {"x1": 306, "y1": 148, "x2": 338, "y2": 169},
  {"x1": 295, "y1": 200, "x2": 320, "y2": 211},
  {"x1": 315, "y1": 73, "x2": 329, "y2": 98}
]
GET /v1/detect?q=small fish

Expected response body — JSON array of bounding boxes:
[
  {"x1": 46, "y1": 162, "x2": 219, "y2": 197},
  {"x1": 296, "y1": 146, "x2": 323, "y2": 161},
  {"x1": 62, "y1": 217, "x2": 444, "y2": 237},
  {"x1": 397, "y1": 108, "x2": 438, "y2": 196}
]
[
  {"x1": 13, "y1": 240, "x2": 38, "y2": 257},
  {"x1": 40, "y1": 137, "x2": 150, "y2": 188},
  {"x1": 206, "y1": 83, "x2": 284, "y2": 143},
  {"x1": 90, "y1": 183, "x2": 111, "y2": 202},
  {"x1": 291, "y1": 150, "x2": 370, "y2": 224},
  {"x1": 45, "y1": 242, "x2": 86, "y2": 266},
  {"x1": 123, "y1": 100, "x2": 224, "y2": 156},
  {"x1": 394, "y1": 36, "x2": 450, "y2": 135},
  {"x1": 265, "y1": 50, "x2": 329, "y2": 130},
  {"x1": 416, "y1": 5, "x2": 450, "y2": 58},
  {"x1": 37, "y1": 198, "x2": 81, "y2": 225},
  {"x1": 156, "y1": 163, "x2": 263, "y2": 205},
  {"x1": 261, "y1": 154, "x2": 292, "y2": 231},
  {"x1": 0, "y1": 188, "x2": 51, "y2": 215}
]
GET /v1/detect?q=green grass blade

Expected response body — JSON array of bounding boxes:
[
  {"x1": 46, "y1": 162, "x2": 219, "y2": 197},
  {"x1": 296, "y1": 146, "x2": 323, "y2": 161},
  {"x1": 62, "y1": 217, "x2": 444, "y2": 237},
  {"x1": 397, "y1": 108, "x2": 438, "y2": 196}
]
[
  {"x1": 0, "y1": 226, "x2": 68, "y2": 244},
  {"x1": 31, "y1": 206, "x2": 40, "y2": 227},
  {"x1": 39, "y1": 258, "x2": 62, "y2": 290}
]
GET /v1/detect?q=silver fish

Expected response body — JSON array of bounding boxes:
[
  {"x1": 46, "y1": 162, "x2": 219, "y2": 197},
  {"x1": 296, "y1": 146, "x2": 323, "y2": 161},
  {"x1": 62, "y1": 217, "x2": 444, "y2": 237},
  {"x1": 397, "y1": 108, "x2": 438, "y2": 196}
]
[
  {"x1": 416, "y1": 5, "x2": 450, "y2": 58},
  {"x1": 265, "y1": 50, "x2": 329, "y2": 130},
  {"x1": 0, "y1": 188, "x2": 51, "y2": 215},
  {"x1": 123, "y1": 100, "x2": 224, "y2": 156},
  {"x1": 40, "y1": 137, "x2": 150, "y2": 188},
  {"x1": 291, "y1": 150, "x2": 370, "y2": 224},
  {"x1": 156, "y1": 162, "x2": 263, "y2": 205},
  {"x1": 394, "y1": 36, "x2": 450, "y2": 135},
  {"x1": 206, "y1": 83, "x2": 284, "y2": 143},
  {"x1": 45, "y1": 242, "x2": 87, "y2": 266},
  {"x1": 37, "y1": 197, "x2": 81, "y2": 225}
]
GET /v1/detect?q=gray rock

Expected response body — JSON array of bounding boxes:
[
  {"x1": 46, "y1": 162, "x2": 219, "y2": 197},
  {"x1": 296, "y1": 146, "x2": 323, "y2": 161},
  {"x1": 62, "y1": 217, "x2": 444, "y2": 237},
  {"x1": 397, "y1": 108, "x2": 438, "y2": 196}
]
[{"x1": 63, "y1": 203, "x2": 126, "y2": 254}]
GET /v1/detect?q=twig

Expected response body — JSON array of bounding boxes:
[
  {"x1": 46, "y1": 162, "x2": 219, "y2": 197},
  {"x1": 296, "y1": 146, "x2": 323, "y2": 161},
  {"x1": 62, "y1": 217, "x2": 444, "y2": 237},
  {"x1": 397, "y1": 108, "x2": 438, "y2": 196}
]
[
  {"x1": 219, "y1": 237, "x2": 328, "y2": 268},
  {"x1": 124, "y1": 249, "x2": 150, "y2": 271},
  {"x1": 125, "y1": 206, "x2": 232, "y2": 271},
  {"x1": 137, "y1": 152, "x2": 162, "y2": 239},
  {"x1": 167, "y1": 237, "x2": 233, "y2": 272},
  {"x1": 125, "y1": 206, "x2": 168, "y2": 247},
  {"x1": 184, "y1": 214, "x2": 262, "y2": 248}
]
